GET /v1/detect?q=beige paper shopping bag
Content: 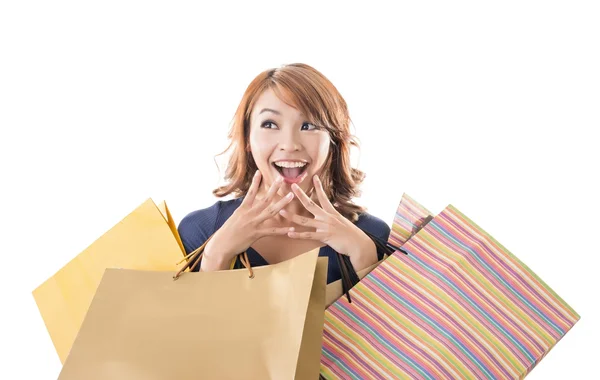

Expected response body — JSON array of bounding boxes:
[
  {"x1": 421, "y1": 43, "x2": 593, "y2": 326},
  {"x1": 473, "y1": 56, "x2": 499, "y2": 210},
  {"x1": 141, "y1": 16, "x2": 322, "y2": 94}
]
[
  {"x1": 32, "y1": 199, "x2": 185, "y2": 363},
  {"x1": 58, "y1": 249, "x2": 328, "y2": 380}
]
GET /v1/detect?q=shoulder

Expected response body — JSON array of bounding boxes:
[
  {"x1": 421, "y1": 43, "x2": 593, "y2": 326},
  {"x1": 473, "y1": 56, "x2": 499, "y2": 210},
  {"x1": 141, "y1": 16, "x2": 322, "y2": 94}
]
[
  {"x1": 178, "y1": 198, "x2": 242, "y2": 230},
  {"x1": 355, "y1": 212, "x2": 390, "y2": 235},
  {"x1": 177, "y1": 198, "x2": 243, "y2": 254},
  {"x1": 354, "y1": 211, "x2": 391, "y2": 241}
]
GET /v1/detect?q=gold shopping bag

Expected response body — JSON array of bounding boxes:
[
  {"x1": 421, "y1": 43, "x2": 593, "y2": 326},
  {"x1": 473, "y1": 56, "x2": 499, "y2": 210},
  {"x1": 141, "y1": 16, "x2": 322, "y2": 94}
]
[{"x1": 32, "y1": 198, "x2": 185, "y2": 363}]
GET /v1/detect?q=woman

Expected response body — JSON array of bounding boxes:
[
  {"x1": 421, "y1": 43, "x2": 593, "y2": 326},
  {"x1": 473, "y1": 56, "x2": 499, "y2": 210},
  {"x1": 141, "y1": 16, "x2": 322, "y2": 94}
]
[{"x1": 177, "y1": 63, "x2": 390, "y2": 284}]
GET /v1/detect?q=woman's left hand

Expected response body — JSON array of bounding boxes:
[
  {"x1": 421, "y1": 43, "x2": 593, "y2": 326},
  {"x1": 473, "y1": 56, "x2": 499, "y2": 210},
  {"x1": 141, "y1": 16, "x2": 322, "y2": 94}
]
[{"x1": 279, "y1": 175, "x2": 378, "y2": 270}]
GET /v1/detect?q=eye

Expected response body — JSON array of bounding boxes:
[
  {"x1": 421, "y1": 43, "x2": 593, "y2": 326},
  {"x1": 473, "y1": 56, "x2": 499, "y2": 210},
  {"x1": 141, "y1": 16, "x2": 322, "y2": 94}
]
[
  {"x1": 261, "y1": 120, "x2": 278, "y2": 129},
  {"x1": 301, "y1": 122, "x2": 318, "y2": 131}
]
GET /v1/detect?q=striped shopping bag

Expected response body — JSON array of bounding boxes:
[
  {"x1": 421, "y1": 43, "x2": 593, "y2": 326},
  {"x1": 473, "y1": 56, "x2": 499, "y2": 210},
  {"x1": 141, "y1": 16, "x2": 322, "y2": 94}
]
[
  {"x1": 321, "y1": 203, "x2": 579, "y2": 379},
  {"x1": 389, "y1": 193, "x2": 434, "y2": 247},
  {"x1": 326, "y1": 194, "x2": 433, "y2": 308}
]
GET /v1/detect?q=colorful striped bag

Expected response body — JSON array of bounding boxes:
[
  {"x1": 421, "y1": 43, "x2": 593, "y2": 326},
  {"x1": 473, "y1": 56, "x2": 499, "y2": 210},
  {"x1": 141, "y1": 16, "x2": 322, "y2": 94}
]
[
  {"x1": 321, "y1": 199, "x2": 580, "y2": 379},
  {"x1": 325, "y1": 194, "x2": 434, "y2": 308},
  {"x1": 388, "y1": 193, "x2": 434, "y2": 248}
]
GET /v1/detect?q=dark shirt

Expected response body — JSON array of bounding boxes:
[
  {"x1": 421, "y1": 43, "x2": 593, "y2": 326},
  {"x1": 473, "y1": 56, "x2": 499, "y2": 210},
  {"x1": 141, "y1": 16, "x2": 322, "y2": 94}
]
[{"x1": 177, "y1": 197, "x2": 391, "y2": 284}]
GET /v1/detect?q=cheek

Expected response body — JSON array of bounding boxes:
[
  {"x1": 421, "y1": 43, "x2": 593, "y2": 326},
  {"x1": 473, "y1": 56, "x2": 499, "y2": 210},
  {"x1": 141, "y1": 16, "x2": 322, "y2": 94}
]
[
  {"x1": 319, "y1": 136, "x2": 331, "y2": 155},
  {"x1": 249, "y1": 133, "x2": 275, "y2": 162},
  {"x1": 317, "y1": 135, "x2": 331, "y2": 161},
  {"x1": 307, "y1": 135, "x2": 331, "y2": 168}
]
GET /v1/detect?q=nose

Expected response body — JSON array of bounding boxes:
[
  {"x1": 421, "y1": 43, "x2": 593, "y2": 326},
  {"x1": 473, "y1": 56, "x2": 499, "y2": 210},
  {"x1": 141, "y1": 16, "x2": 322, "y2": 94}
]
[{"x1": 278, "y1": 127, "x2": 302, "y2": 151}]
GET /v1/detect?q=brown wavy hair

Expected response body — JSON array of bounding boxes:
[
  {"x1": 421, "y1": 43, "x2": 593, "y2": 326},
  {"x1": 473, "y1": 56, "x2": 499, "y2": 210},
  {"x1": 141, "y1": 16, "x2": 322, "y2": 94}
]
[{"x1": 213, "y1": 63, "x2": 367, "y2": 222}]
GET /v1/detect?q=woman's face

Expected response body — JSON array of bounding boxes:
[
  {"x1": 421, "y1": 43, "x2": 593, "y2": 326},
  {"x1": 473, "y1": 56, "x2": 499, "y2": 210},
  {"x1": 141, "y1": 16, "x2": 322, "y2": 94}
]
[{"x1": 248, "y1": 88, "x2": 331, "y2": 196}]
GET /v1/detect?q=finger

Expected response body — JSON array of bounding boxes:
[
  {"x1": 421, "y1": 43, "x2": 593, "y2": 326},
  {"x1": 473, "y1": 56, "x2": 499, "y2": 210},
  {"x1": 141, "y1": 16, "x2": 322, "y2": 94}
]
[
  {"x1": 241, "y1": 170, "x2": 261, "y2": 208},
  {"x1": 256, "y1": 191, "x2": 294, "y2": 223},
  {"x1": 261, "y1": 175, "x2": 283, "y2": 205},
  {"x1": 287, "y1": 231, "x2": 329, "y2": 241},
  {"x1": 259, "y1": 226, "x2": 296, "y2": 237},
  {"x1": 312, "y1": 175, "x2": 337, "y2": 214},
  {"x1": 278, "y1": 209, "x2": 323, "y2": 229},
  {"x1": 291, "y1": 183, "x2": 325, "y2": 217}
]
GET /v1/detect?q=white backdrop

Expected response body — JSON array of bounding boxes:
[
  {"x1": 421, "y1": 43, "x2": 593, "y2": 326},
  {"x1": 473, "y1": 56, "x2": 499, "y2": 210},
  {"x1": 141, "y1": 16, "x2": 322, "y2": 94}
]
[{"x1": 1, "y1": 1, "x2": 598, "y2": 379}]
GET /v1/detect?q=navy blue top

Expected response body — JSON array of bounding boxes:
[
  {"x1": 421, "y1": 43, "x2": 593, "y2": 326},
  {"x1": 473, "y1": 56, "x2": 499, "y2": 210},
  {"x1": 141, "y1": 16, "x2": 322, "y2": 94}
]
[{"x1": 177, "y1": 197, "x2": 391, "y2": 284}]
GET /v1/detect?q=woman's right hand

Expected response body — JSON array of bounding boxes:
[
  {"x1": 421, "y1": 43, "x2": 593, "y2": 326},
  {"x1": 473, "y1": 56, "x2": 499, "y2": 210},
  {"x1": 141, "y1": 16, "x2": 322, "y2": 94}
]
[{"x1": 200, "y1": 170, "x2": 295, "y2": 271}]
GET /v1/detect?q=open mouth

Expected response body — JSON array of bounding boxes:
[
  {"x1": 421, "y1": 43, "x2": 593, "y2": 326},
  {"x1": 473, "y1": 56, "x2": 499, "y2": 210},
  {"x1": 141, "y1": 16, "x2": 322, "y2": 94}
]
[{"x1": 272, "y1": 162, "x2": 309, "y2": 183}]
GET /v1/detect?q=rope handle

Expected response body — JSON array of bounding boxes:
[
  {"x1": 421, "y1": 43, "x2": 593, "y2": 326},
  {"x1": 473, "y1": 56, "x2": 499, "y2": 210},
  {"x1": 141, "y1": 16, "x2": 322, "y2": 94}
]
[{"x1": 173, "y1": 233, "x2": 254, "y2": 280}]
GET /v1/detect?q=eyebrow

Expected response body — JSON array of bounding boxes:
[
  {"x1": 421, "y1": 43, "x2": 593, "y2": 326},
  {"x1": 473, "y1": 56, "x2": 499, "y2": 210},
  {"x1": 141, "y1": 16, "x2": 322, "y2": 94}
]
[
  {"x1": 258, "y1": 108, "x2": 308, "y2": 120},
  {"x1": 259, "y1": 108, "x2": 281, "y2": 116}
]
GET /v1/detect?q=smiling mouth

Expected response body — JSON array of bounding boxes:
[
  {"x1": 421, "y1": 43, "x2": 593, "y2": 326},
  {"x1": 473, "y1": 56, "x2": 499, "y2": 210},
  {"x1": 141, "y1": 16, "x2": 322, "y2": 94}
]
[{"x1": 272, "y1": 162, "x2": 309, "y2": 183}]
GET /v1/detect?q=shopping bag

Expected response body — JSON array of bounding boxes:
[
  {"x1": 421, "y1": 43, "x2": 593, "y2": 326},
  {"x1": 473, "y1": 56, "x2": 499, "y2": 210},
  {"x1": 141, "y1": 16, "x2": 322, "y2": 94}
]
[
  {"x1": 58, "y1": 248, "x2": 328, "y2": 380},
  {"x1": 325, "y1": 193, "x2": 434, "y2": 308},
  {"x1": 321, "y1": 203, "x2": 580, "y2": 379},
  {"x1": 32, "y1": 198, "x2": 185, "y2": 364},
  {"x1": 389, "y1": 193, "x2": 434, "y2": 247},
  {"x1": 325, "y1": 260, "x2": 381, "y2": 308}
]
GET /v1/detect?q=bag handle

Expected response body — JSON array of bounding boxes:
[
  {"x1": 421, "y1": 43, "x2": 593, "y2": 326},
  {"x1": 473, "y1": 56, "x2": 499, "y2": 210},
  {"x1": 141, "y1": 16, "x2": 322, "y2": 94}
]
[{"x1": 173, "y1": 233, "x2": 254, "y2": 280}]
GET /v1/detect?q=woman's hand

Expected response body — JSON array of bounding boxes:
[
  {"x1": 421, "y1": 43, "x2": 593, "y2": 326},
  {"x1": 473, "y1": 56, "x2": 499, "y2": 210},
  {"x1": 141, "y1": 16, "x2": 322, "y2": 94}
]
[
  {"x1": 201, "y1": 170, "x2": 295, "y2": 271},
  {"x1": 279, "y1": 175, "x2": 378, "y2": 270}
]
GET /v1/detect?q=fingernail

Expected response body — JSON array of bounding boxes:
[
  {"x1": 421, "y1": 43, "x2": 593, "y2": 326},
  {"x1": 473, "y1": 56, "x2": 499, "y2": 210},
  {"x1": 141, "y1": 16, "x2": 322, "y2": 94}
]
[
  {"x1": 287, "y1": 192, "x2": 293, "y2": 198},
  {"x1": 254, "y1": 170, "x2": 259, "y2": 177}
]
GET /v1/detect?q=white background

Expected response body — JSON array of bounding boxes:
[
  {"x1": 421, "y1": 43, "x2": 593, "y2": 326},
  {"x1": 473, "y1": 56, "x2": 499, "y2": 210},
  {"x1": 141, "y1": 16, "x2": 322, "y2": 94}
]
[{"x1": 1, "y1": 1, "x2": 598, "y2": 378}]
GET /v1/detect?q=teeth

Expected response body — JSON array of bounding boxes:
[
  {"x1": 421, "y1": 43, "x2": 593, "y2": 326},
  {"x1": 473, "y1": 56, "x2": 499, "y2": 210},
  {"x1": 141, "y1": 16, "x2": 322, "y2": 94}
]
[{"x1": 275, "y1": 161, "x2": 307, "y2": 168}]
